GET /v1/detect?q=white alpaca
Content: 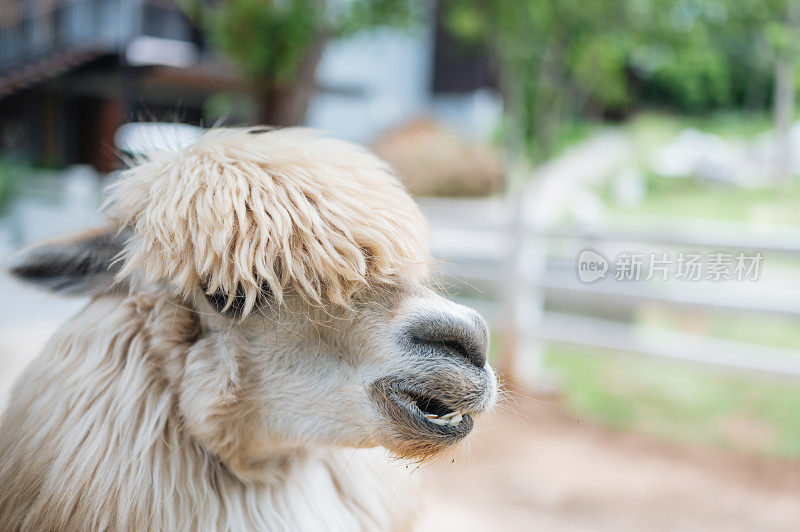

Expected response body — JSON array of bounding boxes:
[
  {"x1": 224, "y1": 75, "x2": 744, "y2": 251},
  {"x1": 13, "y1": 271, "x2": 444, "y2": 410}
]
[{"x1": 0, "y1": 127, "x2": 497, "y2": 531}]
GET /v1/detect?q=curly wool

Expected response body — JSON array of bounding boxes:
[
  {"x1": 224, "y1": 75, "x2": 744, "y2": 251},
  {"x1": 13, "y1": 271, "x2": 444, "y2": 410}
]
[{"x1": 106, "y1": 127, "x2": 431, "y2": 316}]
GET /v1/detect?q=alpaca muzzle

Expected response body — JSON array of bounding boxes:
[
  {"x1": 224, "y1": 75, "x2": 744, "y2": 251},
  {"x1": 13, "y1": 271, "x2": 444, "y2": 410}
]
[
  {"x1": 369, "y1": 377, "x2": 476, "y2": 460},
  {"x1": 367, "y1": 293, "x2": 496, "y2": 459}
]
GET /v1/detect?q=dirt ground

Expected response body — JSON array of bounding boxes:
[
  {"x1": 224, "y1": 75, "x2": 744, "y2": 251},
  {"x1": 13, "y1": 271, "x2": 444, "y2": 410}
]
[{"x1": 416, "y1": 392, "x2": 800, "y2": 532}]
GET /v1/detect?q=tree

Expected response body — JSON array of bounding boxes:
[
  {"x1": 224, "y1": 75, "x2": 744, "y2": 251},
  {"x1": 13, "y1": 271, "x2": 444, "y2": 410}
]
[
  {"x1": 442, "y1": 0, "x2": 632, "y2": 161},
  {"x1": 443, "y1": 0, "x2": 799, "y2": 165},
  {"x1": 194, "y1": 0, "x2": 798, "y2": 166},
  {"x1": 184, "y1": 0, "x2": 421, "y2": 126},
  {"x1": 771, "y1": 0, "x2": 800, "y2": 183}
]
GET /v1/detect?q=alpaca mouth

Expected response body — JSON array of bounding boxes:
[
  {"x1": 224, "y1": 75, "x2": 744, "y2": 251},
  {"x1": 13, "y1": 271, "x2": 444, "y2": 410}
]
[
  {"x1": 370, "y1": 378, "x2": 474, "y2": 449},
  {"x1": 395, "y1": 390, "x2": 465, "y2": 427}
]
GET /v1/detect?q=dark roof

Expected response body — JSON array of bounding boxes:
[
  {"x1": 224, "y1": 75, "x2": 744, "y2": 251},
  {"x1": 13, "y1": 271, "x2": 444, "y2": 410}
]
[{"x1": 0, "y1": 47, "x2": 110, "y2": 99}]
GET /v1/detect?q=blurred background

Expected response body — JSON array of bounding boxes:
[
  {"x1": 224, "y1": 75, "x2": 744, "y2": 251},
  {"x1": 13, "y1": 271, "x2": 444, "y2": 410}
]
[{"x1": 3, "y1": 0, "x2": 800, "y2": 530}]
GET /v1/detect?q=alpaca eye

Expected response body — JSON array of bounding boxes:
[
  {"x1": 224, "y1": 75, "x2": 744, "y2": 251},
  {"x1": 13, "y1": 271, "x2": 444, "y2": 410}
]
[
  {"x1": 202, "y1": 285, "x2": 247, "y2": 318},
  {"x1": 201, "y1": 282, "x2": 273, "y2": 318},
  {"x1": 259, "y1": 283, "x2": 273, "y2": 300}
]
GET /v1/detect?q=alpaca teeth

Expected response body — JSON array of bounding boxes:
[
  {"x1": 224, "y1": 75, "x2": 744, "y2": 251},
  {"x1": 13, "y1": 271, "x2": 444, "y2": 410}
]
[
  {"x1": 426, "y1": 410, "x2": 462, "y2": 426},
  {"x1": 424, "y1": 413, "x2": 439, "y2": 419}
]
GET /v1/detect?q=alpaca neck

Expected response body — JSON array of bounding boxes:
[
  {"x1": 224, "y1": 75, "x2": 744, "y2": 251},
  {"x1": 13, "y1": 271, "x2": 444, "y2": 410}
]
[{"x1": 0, "y1": 295, "x2": 411, "y2": 530}]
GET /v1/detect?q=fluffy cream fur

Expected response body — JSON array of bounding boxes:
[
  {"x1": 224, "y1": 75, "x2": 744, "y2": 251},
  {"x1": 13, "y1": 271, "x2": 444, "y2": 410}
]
[
  {"x1": 0, "y1": 127, "x2": 496, "y2": 531},
  {"x1": 0, "y1": 294, "x2": 412, "y2": 530},
  {"x1": 107, "y1": 127, "x2": 430, "y2": 315}
]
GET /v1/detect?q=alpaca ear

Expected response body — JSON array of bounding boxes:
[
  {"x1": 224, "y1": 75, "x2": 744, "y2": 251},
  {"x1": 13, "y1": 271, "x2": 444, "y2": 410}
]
[{"x1": 7, "y1": 227, "x2": 128, "y2": 296}]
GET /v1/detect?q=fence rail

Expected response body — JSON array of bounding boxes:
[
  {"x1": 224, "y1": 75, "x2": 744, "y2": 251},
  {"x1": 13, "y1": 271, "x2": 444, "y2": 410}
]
[{"x1": 422, "y1": 200, "x2": 800, "y2": 385}]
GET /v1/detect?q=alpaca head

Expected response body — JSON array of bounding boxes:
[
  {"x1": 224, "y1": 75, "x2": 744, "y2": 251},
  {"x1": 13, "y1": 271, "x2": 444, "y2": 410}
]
[{"x1": 10, "y1": 127, "x2": 497, "y2": 478}]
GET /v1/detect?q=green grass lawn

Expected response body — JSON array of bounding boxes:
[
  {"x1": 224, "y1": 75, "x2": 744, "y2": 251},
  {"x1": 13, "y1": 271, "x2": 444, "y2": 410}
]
[
  {"x1": 606, "y1": 175, "x2": 800, "y2": 226},
  {"x1": 601, "y1": 110, "x2": 800, "y2": 226},
  {"x1": 637, "y1": 307, "x2": 800, "y2": 352},
  {"x1": 629, "y1": 110, "x2": 776, "y2": 146},
  {"x1": 538, "y1": 110, "x2": 800, "y2": 460},
  {"x1": 546, "y1": 346, "x2": 800, "y2": 459}
]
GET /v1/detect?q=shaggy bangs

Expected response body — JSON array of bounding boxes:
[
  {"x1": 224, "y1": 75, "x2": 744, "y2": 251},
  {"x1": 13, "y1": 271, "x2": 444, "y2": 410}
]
[{"x1": 105, "y1": 127, "x2": 431, "y2": 317}]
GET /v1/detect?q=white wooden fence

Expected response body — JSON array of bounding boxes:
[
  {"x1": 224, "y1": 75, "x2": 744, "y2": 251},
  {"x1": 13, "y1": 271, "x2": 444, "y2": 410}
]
[
  {"x1": 420, "y1": 198, "x2": 800, "y2": 387},
  {"x1": 5, "y1": 166, "x2": 800, "y2": 387}
]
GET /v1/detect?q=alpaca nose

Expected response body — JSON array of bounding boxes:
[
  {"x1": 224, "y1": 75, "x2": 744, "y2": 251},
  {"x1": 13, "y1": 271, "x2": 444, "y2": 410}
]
[{"x1": 406, "y1": 305, "x2": 489, "y2": 369}]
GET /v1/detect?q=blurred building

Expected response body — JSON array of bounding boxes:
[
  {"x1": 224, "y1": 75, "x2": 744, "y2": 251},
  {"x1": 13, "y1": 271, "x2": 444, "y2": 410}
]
[
  {"x1": 309, "y1": 10, "x2": 501, "y2": 145},
  {"x1": 0, "y1": 0, "x2": 501, "y2": 173},
  {"x1": 0, "y1": 0, "x2": 239, "y2": 172}
]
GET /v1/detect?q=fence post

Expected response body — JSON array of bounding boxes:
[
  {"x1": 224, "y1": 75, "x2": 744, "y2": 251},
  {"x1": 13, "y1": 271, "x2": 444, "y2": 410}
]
[{"x1": 500, "y1": 190, "x2": 552, "y2": 390}]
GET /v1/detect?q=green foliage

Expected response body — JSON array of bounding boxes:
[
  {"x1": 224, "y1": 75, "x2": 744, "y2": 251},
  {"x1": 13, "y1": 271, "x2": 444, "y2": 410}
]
[
  {"x1": 571, "y1": 34, "x2": 631, "y2": 111},
  {"x1": 208, "y1": 0, "x2": 321, "y2": 85},
  {"x1": 0, "y1": 159, "x2": 19, "y2": 215},
  {"x1": 193, "y1": 0, "x2": 798, "y2": 156},
  {"x1": 443, "y1": 0, "x2": 632, "y2": 159},
  {"x1": 339, "y1": 0, "x2": 420, "y2": 36},
  {"x1": 193, "y1": 0, "x2": 420, "y2": 87},
  {"x1": 442, "y1": 0, "x2": 797, "y2": 161}
]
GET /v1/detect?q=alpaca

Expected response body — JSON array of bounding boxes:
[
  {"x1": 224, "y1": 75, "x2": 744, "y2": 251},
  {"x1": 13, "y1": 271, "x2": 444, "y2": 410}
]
[{"x1": 0, "y1": 127, "x2": 497, "y2": 531}]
